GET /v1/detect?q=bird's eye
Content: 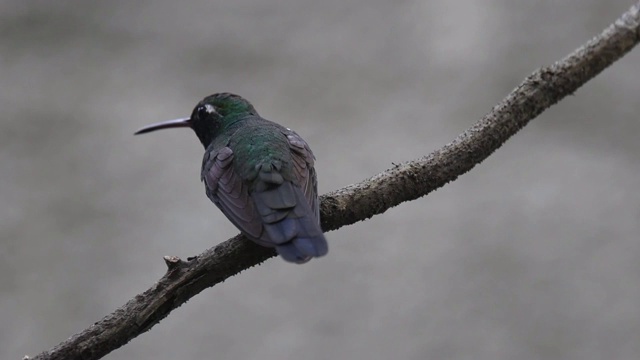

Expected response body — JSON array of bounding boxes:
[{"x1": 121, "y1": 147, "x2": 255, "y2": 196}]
[{"x1": 197, "y1": 107, "x2": 207, "y2": 118}]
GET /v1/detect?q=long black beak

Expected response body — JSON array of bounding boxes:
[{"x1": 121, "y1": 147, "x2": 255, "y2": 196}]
[{"x1": 134, "y1": 117, "x2": 192, "y2": 135}]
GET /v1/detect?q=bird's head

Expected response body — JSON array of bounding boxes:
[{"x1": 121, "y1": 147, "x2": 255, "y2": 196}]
[{"x1": 134, "y1": 93, "x2": 258, "y2": 147}]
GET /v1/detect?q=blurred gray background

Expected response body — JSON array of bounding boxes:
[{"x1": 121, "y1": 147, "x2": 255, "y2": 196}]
[{"x1": 1, "y1": 0, "x2": 639, "y2": 359}]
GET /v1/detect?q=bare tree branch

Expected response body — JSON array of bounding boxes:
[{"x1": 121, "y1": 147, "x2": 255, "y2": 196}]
[{"x1": 29, "y1": 3, "x2": 640, "y2": 360}]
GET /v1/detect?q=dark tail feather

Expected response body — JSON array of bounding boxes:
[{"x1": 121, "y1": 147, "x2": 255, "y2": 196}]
[
  {"x1": 267, "y1": 216, "x2": 328, "y2": 263},
  {"x1": 264, "y1": 205, "x2": 328, "y2": 263}
]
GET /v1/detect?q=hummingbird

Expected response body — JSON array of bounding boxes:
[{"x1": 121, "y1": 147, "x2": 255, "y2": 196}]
[{"x1": 135, "y1": 93, "x2": 328, "y2": 263}]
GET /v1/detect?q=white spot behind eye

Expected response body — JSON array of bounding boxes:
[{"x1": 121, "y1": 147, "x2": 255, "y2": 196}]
[{"x1": 204, "y1": 104, "x2": 217, "y2": 114}]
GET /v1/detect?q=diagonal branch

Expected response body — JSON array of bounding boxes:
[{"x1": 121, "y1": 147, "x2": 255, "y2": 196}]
[{"x1": 30, "y1": 3, "x2": 640, "y2": 360}]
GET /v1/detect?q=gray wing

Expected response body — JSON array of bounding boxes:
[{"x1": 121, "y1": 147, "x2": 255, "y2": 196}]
[
  {"x1": 284, "y1": 130, "x2": 320, "y2": 224},
  {"x1": 201, "y1": 147, "x2": 264, "y2": 242}
]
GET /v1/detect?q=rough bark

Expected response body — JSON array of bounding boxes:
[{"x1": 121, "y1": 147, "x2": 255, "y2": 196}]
[{"x1": 28, "y1": 2, "x2": 640, "y2": 360}]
